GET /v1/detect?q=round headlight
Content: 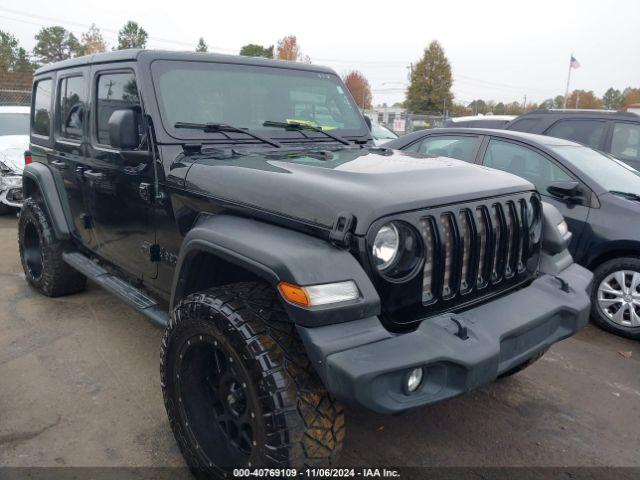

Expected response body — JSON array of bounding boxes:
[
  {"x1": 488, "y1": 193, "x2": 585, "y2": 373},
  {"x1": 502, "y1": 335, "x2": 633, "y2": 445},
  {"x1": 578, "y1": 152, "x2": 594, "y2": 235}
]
[{"x1": 372, "y1": 223, "x2": 400, "y2": 271}]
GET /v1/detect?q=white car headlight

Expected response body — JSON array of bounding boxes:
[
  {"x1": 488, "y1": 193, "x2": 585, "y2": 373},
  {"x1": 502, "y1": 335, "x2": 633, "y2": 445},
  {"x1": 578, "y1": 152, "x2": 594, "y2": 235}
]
[
  {"x1": 1, "y1": 176, "x2": 22, "y2": 189},
  {"x1": 372, "y1": 223, "x2": 400, "y2": 271}
]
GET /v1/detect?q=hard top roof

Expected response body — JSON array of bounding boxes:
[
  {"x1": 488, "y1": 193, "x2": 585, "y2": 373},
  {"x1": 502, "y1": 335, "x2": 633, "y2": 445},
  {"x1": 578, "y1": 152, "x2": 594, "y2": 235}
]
[{"x1": 34, "y1": 49, "x2": 336, "y2": 75}]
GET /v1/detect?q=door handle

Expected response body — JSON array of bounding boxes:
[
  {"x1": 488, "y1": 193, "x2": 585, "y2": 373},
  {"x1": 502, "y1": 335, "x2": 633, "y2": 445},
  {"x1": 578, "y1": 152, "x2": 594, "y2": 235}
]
[
  {"x1": 83, "y1": 170, "x2": 105, "y2": 181},
  {"x1": 50, "y1": 159, "x2": 67, "y2": 170}
]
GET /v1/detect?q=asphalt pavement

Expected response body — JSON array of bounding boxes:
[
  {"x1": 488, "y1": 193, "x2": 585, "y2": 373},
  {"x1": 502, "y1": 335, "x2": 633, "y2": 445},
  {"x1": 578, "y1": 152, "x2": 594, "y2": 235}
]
[{"x1": 0, "y1": 215, "x2": 638, "y2": 469}]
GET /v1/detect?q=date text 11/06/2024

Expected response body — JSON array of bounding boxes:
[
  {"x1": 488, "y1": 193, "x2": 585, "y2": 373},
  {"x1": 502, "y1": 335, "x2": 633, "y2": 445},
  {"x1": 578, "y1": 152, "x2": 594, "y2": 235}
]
[{"x1": 232, "y1": 468, "x2": 401, "y2": 478}]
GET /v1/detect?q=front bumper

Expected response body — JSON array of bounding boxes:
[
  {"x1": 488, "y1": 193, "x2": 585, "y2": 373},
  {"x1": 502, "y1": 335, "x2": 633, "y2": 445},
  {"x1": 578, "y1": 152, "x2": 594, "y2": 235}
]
[{"x1": 298, "y1": 263, "x2": 592, "y2": 414}]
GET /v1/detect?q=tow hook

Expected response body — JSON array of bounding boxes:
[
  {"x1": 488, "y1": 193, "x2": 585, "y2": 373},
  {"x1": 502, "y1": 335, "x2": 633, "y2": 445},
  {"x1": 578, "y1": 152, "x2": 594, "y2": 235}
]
[
  {"x1": 450, "y1": 317, "x2": 469, "y2": 340},
  {"x1": 552, "y1": 275, "x2": 571, "y2": 293}
]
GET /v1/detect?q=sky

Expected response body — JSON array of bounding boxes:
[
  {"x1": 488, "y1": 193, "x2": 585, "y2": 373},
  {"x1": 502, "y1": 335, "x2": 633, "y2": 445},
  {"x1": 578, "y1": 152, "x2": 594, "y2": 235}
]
[{"x1": 1, "y1": 0, "x2": 638, "y2": 107}]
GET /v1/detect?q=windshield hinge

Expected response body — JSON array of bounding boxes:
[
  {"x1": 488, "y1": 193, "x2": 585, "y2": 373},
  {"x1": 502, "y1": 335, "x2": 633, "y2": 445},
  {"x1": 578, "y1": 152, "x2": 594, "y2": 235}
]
[{"x1": 329, "y1": 212, "x2": 355, "y2": 248}]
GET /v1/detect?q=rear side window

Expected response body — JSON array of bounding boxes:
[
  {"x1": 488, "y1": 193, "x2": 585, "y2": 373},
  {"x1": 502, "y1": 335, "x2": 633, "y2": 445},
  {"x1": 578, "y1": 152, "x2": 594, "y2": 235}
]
[
  {"x1": 507, "y1": 117, "x2": 542, "y2": 133},
  {"x1": 545, "y1": 119, "x2": 606, "y2": 149},
  {"x1": 32, "y1": 79, "x2": 52, "y2": 137},
  {"x1": 415, "y1": 135, "x2": 480, "y2": 162},
  {"x1": 58, "y1": 76, "x2": 86, "y2": 141},
  {"x1": 483, "y1": 139, "x2": 573, "y2": 195},
  {"x1": 96, "y1": 72, "x2": 141, "y2": 145},
  {"x1": 611, "y1": 122, "x2": 640, "y2": 162}
]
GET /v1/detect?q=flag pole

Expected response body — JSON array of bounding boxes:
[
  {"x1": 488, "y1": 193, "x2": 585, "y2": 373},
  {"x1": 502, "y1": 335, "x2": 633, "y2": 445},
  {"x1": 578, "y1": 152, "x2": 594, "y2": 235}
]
[{"x1": 563, "y1": 53, "x2": 573, "y2": 109}]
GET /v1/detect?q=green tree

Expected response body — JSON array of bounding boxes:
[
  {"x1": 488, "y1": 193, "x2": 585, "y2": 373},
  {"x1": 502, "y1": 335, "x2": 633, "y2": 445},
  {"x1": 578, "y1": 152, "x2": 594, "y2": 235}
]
[
  {"x1": 33, "y1": 26, "x2": 82, "y2": 64},
  {"x1": 239, "y1": 43, "x2": 274, "y2": 58},
  {"x1": 553, "y1": 95, "x2": 565, "y2": 108},
  {"x1": 81, "y1": 24, "x2": 107, "y2": 54},
  {"x1": 469, "y1": 99, "x2": 488, "y2": 115},
  {"x1": 406, "y1": 40, "x2": 453, "y2": 114},
  {"x1": 602, "y1": 88, "x2": 623, "y2": 110},
  {"x1": 14, "y1": 47, "x2": 35, "y2": 73},
  {"x1": 0, "y1": 31, "x2": 19, "y2": 71},
  {"x1": 195, "y1": 37, "x2": 208, "y2": 52},
  {"x1": 493, "y1": 102, "x2": 506, "y2": 114},
  {"x1": 117, "y1": 21, "x2": 148, "y2": 50},
  {"x1": 539, "y1": 98, "x2": 554, "y2": 109}
]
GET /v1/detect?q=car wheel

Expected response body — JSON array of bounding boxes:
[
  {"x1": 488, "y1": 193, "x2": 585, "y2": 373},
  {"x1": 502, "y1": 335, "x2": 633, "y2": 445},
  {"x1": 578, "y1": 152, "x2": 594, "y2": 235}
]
[
  {"x1": 591, "y1": 257, "x2": 640, "y2": 340},
  {"x1": 161, "y1": 282, "x2": 345, "y2": 477},
  {"x1": 18, "y1": 198, "x2": 87, "y2": 296}
]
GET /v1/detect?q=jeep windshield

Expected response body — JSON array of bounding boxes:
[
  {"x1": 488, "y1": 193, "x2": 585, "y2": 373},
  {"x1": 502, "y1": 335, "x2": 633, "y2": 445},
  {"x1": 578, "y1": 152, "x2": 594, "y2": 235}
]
[{"x1": 151, "y1": 60, "x2": 368, "y2": 143}]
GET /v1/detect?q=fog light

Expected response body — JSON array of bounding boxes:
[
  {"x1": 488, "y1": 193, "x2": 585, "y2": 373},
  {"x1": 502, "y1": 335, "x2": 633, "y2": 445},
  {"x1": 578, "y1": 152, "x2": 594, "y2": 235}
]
[{"x1": 406, "y1": 367, "x2": 423, "y2": 393}]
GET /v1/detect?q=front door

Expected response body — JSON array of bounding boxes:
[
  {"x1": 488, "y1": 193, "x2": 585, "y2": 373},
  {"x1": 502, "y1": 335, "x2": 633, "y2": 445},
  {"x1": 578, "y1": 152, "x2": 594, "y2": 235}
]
[
  {"x1": 85, "y1": 66, "x2": 156, "y2": 279},
  {"x1": 481, "y1": 138, "x2": 590, "y2": 255}
]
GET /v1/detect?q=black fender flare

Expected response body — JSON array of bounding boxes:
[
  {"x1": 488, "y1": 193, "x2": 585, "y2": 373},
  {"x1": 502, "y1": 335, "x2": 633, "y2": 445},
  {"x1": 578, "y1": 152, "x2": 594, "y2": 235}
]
[
  {"x1": 22, "y1": 162, "x2": 74, "y2": 240},
  {"x1": 170, "y1": 214, "x2": 381, "y2": 327}
]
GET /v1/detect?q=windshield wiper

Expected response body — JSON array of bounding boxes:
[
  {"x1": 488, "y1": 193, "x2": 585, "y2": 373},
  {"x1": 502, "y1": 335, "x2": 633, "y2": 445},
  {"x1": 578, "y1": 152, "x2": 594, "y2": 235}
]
[
  {"x1": 263, "y1": 120, "x2": 352, "y2": 146},
  {"x1": 610, "y1": 190, "x2": 640, "y2": 201},
  {"x1": 174, "y1": 122, "x2": 282, "y2": 148}
]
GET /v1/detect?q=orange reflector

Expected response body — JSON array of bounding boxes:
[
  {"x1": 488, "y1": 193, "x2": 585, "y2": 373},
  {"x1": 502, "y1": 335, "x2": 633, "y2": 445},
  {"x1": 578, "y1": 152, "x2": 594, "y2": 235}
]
[{"x1": 278, "y1": 282, "x2": 310, "y2": 307}]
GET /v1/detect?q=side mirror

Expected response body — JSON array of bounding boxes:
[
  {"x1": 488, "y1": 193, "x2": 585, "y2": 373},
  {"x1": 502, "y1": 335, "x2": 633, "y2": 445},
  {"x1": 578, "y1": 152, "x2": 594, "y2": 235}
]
[
  {"x1": 108, "y1": 109, "x2": 139, "y2": 150},
  {"x1": 547, "y1": 180, "x2": 581, "y2": 202},
  {"x1": 363, "y1": 115, "x2": 372, "y2": 132}
]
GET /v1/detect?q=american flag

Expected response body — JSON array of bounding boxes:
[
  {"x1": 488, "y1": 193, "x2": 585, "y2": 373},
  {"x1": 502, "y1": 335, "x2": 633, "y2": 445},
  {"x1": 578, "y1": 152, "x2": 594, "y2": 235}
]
[{"x1": 570, "y1": 55, "x2": 581, "y2": 69}]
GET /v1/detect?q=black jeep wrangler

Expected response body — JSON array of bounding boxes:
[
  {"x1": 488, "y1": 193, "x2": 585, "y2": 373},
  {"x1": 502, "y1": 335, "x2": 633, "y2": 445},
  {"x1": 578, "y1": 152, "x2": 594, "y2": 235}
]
[{"x1": 20, "y1": 50, "x2": 592, "y2": 475}]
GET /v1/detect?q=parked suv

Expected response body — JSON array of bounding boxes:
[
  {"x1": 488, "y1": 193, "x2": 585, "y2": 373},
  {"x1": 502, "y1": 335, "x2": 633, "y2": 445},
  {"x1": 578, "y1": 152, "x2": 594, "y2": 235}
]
[
  {"x1": 20, "y1": 50, "x2": 591, "y2": 475},
  {"x1": 506, "y1": 109, "x2": 640, "y2": 170}
]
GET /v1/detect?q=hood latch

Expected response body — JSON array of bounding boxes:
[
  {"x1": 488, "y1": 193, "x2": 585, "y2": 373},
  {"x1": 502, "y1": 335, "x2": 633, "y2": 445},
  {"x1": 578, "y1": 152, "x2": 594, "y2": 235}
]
[{"x1": 329, "y1": 212, "x2": 355, "y2": 248}]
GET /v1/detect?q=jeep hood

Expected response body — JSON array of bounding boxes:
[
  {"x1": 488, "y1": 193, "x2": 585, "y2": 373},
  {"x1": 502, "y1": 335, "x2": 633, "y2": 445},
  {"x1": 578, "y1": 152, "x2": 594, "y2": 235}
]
[{"x1": 183, "y1": 147, "x2": 534, "y2": 236}]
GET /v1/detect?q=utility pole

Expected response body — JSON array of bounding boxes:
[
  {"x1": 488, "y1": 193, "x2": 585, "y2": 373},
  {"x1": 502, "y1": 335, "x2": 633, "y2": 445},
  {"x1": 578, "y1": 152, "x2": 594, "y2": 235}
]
[
  {"x1": 523, "y1": 94, "x2": 527, "y2": 111},
  {"x1": 576, "y1": 91, "x2": 580, "y2": 109}
]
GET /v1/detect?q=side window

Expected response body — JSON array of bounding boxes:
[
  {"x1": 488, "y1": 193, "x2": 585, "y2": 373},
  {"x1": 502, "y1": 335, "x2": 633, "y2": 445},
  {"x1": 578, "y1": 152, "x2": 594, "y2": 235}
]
[
  {"x1": 483, "y1": 139, "x2": 573, "y2": 195},
  {"x1": 416, "y1": 135, "x2": 480, "y2": 162},
  {"x1": 96, "y1": 72, "x2": 141, "y2": 146},
  {"x1": 611, "y1": 122, "x2": 640, "y2": 162},
  {"x1": 506, "y1": 117, "x2": 542, "y2": 133},
  {"x1": 58, "y1": 76, "x2": 85, "y2": 141},
  {"x1": 545, "y1": 119, "x2": 606, "y2": 149},
  {"x1": 32, "y1": 79, "x2": 52, "y2": 137}
]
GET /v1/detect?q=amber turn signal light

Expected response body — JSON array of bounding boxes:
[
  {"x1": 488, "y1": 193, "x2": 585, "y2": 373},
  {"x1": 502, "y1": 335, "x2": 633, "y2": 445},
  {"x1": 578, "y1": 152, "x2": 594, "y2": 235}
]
[{"x1": 278, "y1": 282, "x2": 311, "y2": 307}]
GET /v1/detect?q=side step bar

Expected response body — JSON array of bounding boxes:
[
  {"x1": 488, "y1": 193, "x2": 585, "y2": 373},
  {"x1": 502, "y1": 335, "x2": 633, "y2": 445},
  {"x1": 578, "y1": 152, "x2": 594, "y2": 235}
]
[{"x1": 62, "y1": 252, "x2": 169, "y2": 328}]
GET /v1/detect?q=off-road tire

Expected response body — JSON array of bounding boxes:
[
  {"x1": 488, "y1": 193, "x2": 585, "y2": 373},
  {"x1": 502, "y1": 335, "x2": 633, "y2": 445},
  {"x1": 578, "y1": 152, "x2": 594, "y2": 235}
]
[
  {"x1": 499, "y1": 349, "x2": 547, "y2": 378},
  {"x1": 161, "y1": 282, "x2": 345, "y2": 477},
  {"x1": 18, "y1": 198, "x2": 86, "y2": 296},
  {"x1": 591, "y1": 257, "x2": 640, "y2": 340}
]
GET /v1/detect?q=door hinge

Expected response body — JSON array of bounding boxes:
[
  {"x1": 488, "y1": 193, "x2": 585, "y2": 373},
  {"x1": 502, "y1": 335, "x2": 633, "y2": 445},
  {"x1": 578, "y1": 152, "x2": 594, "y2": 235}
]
[
  {"x1": 148, "y1": 243, "x2": 161, "y2": 262},
  {"x1": 139, "y1": 183, "x2": 152, "y2": 203},
  {"x1": 329, "y1": 212, "x2": 355, "y2": 248},
  {"x1": 81, "y1": 214, "x2": 92, "y2": 229}
]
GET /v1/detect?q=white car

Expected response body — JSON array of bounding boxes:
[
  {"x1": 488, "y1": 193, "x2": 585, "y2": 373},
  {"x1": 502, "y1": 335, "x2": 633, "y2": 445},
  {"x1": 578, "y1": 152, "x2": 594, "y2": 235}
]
[
  {"x1": 0, "y1": 106, "x2": 29, "y2": 213},
  {"x1": 371, "y1": 122, "x2": 398, "y2": 146}
]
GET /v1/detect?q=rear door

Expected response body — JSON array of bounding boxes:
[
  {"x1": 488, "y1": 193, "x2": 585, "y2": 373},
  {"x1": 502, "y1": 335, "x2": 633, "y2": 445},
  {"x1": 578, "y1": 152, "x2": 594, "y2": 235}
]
[
  {"x1": 51, "y1": 68, "x2": 94, "y2": 247},
  {"x1": 544, "y1": 119, "x2": 608, "y2": 151},
  {"x1": 84, "y1": 65, "x2": 157, "y2": 279},
  {"x1": 480, "y1": 137, "x2": 590, "y2": 254}
]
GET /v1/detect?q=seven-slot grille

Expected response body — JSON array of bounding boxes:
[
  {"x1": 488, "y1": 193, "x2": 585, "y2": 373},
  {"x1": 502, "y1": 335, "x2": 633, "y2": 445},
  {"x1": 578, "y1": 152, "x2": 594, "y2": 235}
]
[{"x1": 418, "y1": 195, "x2": 537, "y2": 305}]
